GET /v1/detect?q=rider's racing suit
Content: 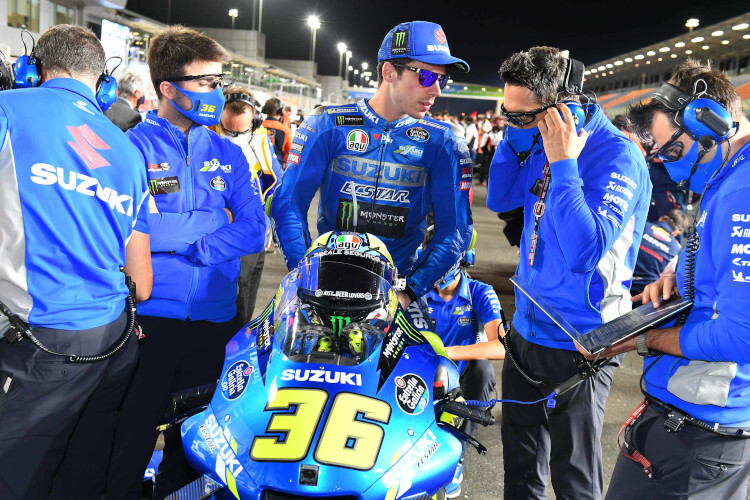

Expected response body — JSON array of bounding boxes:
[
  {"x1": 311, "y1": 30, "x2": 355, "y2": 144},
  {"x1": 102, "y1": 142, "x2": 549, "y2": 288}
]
[{"x1": 271, "y1": 98, "x2": 473, "y2": 300}]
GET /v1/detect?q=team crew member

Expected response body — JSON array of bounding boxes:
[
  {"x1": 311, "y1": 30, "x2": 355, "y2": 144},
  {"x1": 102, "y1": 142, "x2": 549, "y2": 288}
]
[
  {"x1": 488, "y1": 46, "x2": 651, "y2": 499},
  {"x1": 106, "y1": 26, "x2": 267, "y2": 499},
  {"x1": 631, "y1": 208, "x2": 688, "y2": 295},
  {"x1": 600, "y1": 60, "x2": 750, "y2": 499},
  {"x1": 262, "y1": 97, "x2": 292, "y2": 167},
  {"x1": 271, "y1": 21, "x2": 473, "y2": 307},
  {"x1": 211, "y1": 86, "x2": 284, "y2": 322},
  {"x1": 425, "y1": 251, "x2": 503, "y2": 498},
  {"x1": 0, "y1": 25, "x2": 152, "y2": 499},
  {"x1": 104, "y1": 70, "x2": 147, "y2": 131}
]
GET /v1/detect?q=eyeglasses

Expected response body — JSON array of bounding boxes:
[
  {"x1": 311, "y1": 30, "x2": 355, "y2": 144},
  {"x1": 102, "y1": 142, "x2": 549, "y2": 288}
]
[
  {"x1": 652, "y1": 128, "x2": 685, "y2": 163},
  {"x1": 500, "y1": 103, "x2": 555, "y2": 127},
  {"x1": 220, "y1": 122, "x2": 250, "y2": 138},
  {"x1": 391, "y1": 63, "x2": 450, "y2": 90},
  {"x1": 167, "y1": 73, "x2": 224, "y2": 89}
]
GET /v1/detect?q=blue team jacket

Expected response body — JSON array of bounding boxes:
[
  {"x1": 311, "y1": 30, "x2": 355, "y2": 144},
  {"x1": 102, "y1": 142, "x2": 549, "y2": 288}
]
[
  {"x1": 488, "y1": 105, "x2": 652, "y2": 350},
  {"x1": 271, "y1": 98, "x2": 473, "y2": 299},
  {"x1": 644, "y1": 141, "x2": 750, "y2": 425},
  {"x1": 0, "y1": 78, "x2": 149, "y2": 331},
  {"x1": 129, "y1": 112, "x2": 267, "y2": 322}
]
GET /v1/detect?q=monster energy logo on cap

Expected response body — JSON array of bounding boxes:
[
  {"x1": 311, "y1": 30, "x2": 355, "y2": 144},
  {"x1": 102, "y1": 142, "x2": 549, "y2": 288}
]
[{"x1": 392, "y1": 30, "x2": 408, "y2": 55}]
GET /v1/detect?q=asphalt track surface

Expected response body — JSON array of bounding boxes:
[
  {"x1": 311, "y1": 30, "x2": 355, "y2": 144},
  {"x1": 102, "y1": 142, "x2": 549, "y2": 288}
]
[{"x1": 251, "y1": 186, "x2": 747, "y2": 499}]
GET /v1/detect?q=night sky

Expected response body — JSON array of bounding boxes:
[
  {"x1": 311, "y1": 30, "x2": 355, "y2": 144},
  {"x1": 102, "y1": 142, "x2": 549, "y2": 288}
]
[{"x1": 123, "y1": 0, "x2": 749, "y2": 113}]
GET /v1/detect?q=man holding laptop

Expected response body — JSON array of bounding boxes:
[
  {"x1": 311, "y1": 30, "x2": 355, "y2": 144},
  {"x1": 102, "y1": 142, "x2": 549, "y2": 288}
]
[
  {"x1": 596, "y1": 60, "x2": 750, "y2": 499},
  {"x1": 487, "y1": 46, "x2": 651, "y2": 499}
]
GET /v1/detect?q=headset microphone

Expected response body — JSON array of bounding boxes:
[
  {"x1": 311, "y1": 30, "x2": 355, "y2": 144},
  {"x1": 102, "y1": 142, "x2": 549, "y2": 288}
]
[{"x1": 679, "y1": 136, "x2": 717, "y2": 191}]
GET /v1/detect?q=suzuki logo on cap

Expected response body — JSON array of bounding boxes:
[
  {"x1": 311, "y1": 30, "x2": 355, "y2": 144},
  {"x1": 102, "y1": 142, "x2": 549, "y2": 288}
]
[{"x1": 434, "y1": 28, "x2": 446, "y2": 45}]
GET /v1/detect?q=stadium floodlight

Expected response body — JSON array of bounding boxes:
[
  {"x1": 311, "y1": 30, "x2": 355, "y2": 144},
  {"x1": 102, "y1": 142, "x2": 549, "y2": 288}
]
[
  {"x1": 685, "y1": 18, "x2": 699, "y2": 32},
  {"x1": 732, "y1": 23, "x2": 748, "y2": 30}
]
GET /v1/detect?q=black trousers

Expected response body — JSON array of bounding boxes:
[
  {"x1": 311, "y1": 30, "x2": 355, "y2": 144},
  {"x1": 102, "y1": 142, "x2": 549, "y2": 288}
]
[
  {"x1": 105, "y1": 315, "x2": 241, "y2": 500},
  {"x1": 0, "y1": 312, "x2": 136, "y2": 499},
  {"x1": 236, "y1": 251, "x2": 266, "y2": 325},
  {"x1": 606, "y1": 404, "x2": 750, "y2": 499},
  {"x1": 501, "y1": 330, "x2": 621, "y2": 500},
  {"x1": 459, "y1": 359, "x2": 496, "y2": 456}
]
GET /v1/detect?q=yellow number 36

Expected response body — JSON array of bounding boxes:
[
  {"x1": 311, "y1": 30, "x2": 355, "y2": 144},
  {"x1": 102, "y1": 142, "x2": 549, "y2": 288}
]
[
  {"x1": 250, "y1": 388, "x2": 391, "y2": 470},
  {"x1": 200, "y1": 104, "x2": 216, "y2": 112}
]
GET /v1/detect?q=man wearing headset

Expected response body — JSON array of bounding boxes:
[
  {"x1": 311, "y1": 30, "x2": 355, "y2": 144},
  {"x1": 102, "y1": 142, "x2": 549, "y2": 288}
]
[
  {"x1": 211, "y1": 85, "x2": 284, "y2": 323},
  {"x1": 487, "y1": 46, "x2": 652, "y2": 499},
  {"x1": 106, "y1": 26, "x2": 267, "y2": 499},
  {"x1": 0, "y1": 25, "x2": 152, "y2": 499},
  {"x1": 595, "y1": 60, "x2": 750, "y2": 499},
  {"x1": 271, "y1": 21, "x2": 473, "y2": 309}
]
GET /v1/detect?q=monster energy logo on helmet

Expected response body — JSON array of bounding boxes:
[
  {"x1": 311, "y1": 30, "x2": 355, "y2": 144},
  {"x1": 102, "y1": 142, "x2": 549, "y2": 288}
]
[
  {"x1": 331, "y1": 315, "x2": 351, "y2": 335},
  {"x1": 392, "y1": 30, "x2": 408, "y2": 55}
]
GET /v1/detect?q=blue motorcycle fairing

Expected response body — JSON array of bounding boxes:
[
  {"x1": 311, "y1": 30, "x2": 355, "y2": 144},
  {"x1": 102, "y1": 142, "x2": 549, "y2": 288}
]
[{"x1": 181, "y1": 270, "x2": 464, "y2": 499}]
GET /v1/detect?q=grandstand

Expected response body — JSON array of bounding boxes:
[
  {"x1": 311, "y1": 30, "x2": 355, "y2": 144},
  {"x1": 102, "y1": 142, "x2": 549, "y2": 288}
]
[{"x1": 585, "y1": 12, "x2": 750, "y2": 117}]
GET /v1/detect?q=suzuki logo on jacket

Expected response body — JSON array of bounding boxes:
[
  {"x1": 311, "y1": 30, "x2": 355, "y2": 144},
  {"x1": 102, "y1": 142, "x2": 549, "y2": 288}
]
[{"x1": 332, "y1": 155, "x2": 425, "y2": 187}]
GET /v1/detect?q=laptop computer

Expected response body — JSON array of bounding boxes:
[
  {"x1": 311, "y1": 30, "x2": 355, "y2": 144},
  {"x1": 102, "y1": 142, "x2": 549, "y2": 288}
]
[{"x1": 510, "y1": 274, "x2": 692, "y2": 355}]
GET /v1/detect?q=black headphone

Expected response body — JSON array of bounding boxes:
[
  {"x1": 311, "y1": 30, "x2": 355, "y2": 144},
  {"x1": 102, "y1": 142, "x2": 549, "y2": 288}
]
[
  {"x1": 225, "y1": 92, "x2": 264, "y2": 132},
  {"x1": 12, "y1": 29, "x2": 120, "y2": 110}
]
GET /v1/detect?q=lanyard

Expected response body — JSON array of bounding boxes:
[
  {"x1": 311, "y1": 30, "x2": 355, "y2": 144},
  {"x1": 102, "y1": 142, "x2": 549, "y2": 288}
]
[
  {"x1": 618, "y1": 399, "x2": 653, "y2": 478},
  {"x1": 528, "y1": 162, "x2": 551, "y2": 267}
]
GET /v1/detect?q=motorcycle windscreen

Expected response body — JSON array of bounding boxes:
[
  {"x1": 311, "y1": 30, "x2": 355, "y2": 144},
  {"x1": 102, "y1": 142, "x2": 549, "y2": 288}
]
[{"x1": 274, "y1": 255, "x2": 399, "y2": 365}]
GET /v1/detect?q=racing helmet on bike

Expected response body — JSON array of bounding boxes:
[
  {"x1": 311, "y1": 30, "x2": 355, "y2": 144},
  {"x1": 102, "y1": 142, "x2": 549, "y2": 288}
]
[{"x1": 295, "y1": 231, "x2": 399, "y2": 359}]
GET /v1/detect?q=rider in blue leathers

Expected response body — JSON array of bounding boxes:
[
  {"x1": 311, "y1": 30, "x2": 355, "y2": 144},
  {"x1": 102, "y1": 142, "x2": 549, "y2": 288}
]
[{"x1": 271, "y1": 21, "x2": 473, "y2": 305}]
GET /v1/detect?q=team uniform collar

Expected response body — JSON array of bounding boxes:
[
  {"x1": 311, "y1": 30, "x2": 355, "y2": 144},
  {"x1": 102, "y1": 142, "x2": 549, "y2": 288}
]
[
  {"x1": 357, "y1": 98, "x2": 415, "y2": 131},
  {"x1": 40, "y1": 77, "x2": 101, "y2": 111}
]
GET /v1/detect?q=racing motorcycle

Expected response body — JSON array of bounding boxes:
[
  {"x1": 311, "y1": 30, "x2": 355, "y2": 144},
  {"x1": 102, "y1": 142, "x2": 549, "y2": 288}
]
[{"x1": 160, "y1": 232, "x2": 494, "y2": 500}]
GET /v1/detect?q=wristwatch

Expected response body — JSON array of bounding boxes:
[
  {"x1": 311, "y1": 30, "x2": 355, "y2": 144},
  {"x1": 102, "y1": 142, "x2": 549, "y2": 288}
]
[{"x1": 636, "y1": 332, "x2": 659, "y2": 357}]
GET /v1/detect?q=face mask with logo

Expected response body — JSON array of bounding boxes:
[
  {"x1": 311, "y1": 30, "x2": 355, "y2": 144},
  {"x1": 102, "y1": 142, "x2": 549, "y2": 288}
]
[
  {"x1": 667, "y1": 140, "x2": 725, "y2": 192},
  {"x1": 170, "y1": 83, "x2": 224, "y2": 126},
  {"x1": 135, "y1": 94, "x2": 145, "y2": 111},
  {"x1": 504, "y1": 125, "x2": 543, "y2": 162}
]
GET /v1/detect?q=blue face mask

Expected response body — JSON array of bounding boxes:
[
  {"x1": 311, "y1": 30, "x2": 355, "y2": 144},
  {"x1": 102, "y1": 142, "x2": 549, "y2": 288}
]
[
  {"x1": 505, "y1": 125, "x2": 543, "y2": 162},
  {"x1": 666, "y1": 140, "x2": 725, "y2": 192},
  {"x1": 438, "y1": 264, "x2": 461, "y2": 290},
  {"x1": 170, "y1": 83, "x2": 224, "y2": 126}
]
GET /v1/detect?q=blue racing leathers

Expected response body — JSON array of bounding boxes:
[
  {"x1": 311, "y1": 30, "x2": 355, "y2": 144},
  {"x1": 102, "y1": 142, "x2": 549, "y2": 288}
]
[
  {"x1": 0, "y1": 78, "x2": 150, "y2": 332},
  {"x1": 644, "y1": 141, "x2": 750, "y2": 425},
  {"x1": 271, "y1": 98, "x2": 473, "y2": 299},
  {"x1": 129, "y1": 111, "x2": 267, "y2": 322},
  {"x1": 488, "y1": 105, "x2": 652, "y2": 350}
]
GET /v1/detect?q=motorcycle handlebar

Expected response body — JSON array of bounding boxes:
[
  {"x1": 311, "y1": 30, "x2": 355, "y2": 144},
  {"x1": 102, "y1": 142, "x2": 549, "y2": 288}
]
[
  {"x1": 438, "y1": 400, "x2": 495, "y2": 427},
  {"x1": 169, "y1": 383, "x2": 217, "y2": 418}
]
